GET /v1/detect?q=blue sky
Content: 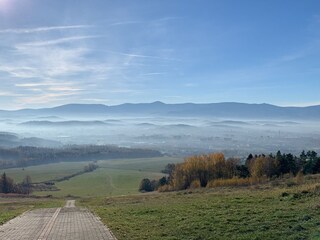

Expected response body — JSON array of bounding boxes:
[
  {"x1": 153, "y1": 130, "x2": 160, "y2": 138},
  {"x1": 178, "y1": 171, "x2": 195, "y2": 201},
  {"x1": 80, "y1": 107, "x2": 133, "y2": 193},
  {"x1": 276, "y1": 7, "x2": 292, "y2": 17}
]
[{"x1": 0, "y1": 0, "x2": 319, "y2": 109}]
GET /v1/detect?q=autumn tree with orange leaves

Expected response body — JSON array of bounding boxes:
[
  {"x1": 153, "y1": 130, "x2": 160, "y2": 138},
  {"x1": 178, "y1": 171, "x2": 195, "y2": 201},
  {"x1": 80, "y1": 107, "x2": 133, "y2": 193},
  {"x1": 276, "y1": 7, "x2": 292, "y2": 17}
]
[{"x1": 171, "y1": 153, "x2": 239, "y2": 190}]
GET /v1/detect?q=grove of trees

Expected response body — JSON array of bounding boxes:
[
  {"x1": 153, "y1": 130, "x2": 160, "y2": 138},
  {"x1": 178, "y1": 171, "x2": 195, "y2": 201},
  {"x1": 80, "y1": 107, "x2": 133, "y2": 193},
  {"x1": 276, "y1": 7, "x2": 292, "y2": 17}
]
[
  {"x1": 140, "y1": 150, "x2": 320, "y2": 192},
  {"x1": 0, "y1": 173, "x2": 33, "y2": 194}
]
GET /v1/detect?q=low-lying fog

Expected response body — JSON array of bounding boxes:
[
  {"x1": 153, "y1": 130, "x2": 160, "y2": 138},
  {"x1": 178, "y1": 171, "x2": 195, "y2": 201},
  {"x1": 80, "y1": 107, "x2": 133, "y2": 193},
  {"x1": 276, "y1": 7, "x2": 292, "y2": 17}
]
[{"x1": 1, "y1": 114, "x2": 319, "y2": 158}]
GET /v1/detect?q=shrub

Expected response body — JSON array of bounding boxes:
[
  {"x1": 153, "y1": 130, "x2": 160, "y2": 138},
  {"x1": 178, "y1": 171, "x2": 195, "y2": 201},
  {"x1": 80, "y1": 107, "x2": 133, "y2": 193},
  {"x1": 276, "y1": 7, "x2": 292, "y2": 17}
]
[
  {"x1": 162, "y1": 163, "x2": 176, "y2": 175},
  {"x1": 286, "y1": 180, "x2": 297, "y2": 187},
  {"x1": 158, "y1": 177, "x2": 168, "y2": 186},
  {"x1": 313, "y1": 184, "x2": 320, "y2": 194},
  {"x1": 250, "y1": 176, "x2": 268, "y2": 185},
  {"x1": 84, "y1": 163, "x2": 98, "y2": 172},
  {"x1": 158, "y1": 184, "x2": 173, "y2": 192},
  {"x1": 139, "y1": 178, "x2": 154, "y2": 192},
  {"x1": 295, "y1": 171, "x2": 305, "y2": 184},
  {"x1": 189, "y1": 180, "x2": 201, "y2": 189}
]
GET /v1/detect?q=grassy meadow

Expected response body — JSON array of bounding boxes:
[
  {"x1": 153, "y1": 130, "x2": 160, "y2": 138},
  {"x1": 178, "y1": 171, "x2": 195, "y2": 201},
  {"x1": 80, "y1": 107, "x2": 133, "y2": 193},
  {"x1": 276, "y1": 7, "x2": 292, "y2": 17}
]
[
  {"x1": 81, "y1": 183, "x2": 320, "y2": 240},
  {"x1": 2, "y1": 157, "x2": 182, "y2": 197},
  {"x1": 4, "y1": 162, "x2": 90, "y2": 183},
  {"x1": 3, "y1": 156, "x2": 320, "y2": 240}
]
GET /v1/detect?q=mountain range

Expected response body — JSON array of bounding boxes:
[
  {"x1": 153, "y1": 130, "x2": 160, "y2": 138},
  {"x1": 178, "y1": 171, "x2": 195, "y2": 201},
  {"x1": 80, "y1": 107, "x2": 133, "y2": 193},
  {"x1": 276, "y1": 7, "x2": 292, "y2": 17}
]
[{"x1": 0, "y1": 102, "x2": 320, "y2": 120}]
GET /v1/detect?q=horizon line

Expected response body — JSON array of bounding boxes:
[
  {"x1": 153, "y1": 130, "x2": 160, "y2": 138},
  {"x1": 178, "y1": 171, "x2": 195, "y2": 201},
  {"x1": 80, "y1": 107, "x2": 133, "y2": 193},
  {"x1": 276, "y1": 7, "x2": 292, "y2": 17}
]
[{"x1": 1, "y1": 101, "x2": 320, "y2": 111}]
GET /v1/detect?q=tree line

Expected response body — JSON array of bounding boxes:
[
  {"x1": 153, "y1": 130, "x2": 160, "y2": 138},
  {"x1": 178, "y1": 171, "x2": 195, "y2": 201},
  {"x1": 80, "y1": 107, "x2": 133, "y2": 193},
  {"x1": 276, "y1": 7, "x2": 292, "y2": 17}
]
[
  {"x1": 0, "y1": 145, "x2": 162, "y2": 169},
  {"x1": 139, "y1": 150, "x2": 320, "y2": 192},
  {"x1": 0, "y1": 173, "x2": 32, "y2": 194}
]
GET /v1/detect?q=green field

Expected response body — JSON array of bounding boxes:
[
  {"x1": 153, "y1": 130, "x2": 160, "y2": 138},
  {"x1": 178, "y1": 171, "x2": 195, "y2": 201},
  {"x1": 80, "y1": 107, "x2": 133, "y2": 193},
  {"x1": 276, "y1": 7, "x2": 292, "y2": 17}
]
[
  {"x1": 81, "y1": 183, "x2": 320, "y2": 240},
  {"x1": 4, "y1": 162, "x2": 90, "y2": 183},
  {"x1": 2, "y1": 157, "x2": 182, "y2": 197}
]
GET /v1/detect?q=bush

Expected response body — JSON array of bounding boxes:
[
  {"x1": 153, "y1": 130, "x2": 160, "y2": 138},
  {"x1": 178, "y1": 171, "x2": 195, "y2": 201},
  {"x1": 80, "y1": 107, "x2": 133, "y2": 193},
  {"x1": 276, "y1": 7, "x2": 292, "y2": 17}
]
[
  {"x1": 295, "y1": 171, "x2": 304, "y2": 184},
  {"x1": 158, "y1": 184, "x2": 173, "y2": 192},
  {"x1": 84, "y1": 163, "x2": 98, "y2": 172},
  {"x1": 313, "y1": 184, "x2": 320, "y2": 194},
  {"x1": 286, "y1": 180, "x2": 297, "y2": 187},
  {"x1": 158, "y1": 177, "x2": 168, "y2": 186},
  {"x1": 189, "y1": 180, "x2": 201, "y2": 189},
  {"x1": 139, "y1": 178, "x2": 154, "y2": 192},
  {"x1": 162, "y1": 163, "x2": 176, "y2": 175}
]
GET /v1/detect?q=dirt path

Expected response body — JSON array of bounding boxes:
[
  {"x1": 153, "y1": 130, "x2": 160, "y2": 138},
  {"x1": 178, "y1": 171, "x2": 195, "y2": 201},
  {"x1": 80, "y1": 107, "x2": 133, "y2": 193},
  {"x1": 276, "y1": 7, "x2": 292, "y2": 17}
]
[
  {"x1": 65, "y1": 199, "x2": 76, "y2": 208},
  {"x1": 107, "y1": 175, "x2": 119, "y2": 190},
  {"x1": 0, "y1": 200, "x2": 116, "y2": 240}
]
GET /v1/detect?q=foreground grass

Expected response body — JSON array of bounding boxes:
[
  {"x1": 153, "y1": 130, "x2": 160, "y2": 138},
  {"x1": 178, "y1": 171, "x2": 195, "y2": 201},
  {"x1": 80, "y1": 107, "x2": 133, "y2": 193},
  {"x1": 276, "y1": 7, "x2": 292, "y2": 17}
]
[
  {"x1": 81, "y1": 184, "x2": 320, "y2": 240},
  {"x1": 0, "y1": 197, "x2": 64, "y2": 225}
]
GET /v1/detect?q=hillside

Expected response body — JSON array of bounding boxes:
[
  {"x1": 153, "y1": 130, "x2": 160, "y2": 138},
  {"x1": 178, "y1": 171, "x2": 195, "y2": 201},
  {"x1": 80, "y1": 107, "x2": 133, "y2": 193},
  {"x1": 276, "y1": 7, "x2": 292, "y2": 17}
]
[
  {"x1": 82, "y1": 181, "x2": 320, "y2": 240},
  {"x1": 0, "y1": 132, "x2": 61, "y2": 148}
]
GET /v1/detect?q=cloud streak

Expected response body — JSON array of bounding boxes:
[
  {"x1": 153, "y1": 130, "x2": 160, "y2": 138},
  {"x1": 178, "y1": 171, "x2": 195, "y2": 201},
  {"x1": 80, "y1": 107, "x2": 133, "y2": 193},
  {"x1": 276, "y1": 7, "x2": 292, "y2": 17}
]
[
  {"x1": 17, "y1": 35, "x2": 99, "y2": 47},
  {"x1": 102, "y1": 50, "x2": 180, "y2": 61},
  {"x1": 0, "y1": 91, "x2": 23, "y2": 97},
  {"x1": 0, "y1": 25, "x2": 92, "y2": 34}
]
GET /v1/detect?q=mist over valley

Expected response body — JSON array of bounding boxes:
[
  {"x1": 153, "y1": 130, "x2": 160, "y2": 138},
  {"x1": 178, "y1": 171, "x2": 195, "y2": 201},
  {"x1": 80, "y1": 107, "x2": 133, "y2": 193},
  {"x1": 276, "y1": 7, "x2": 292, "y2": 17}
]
[{"x1": 0, "y1": 102, "x2": 319, "y2": 158}]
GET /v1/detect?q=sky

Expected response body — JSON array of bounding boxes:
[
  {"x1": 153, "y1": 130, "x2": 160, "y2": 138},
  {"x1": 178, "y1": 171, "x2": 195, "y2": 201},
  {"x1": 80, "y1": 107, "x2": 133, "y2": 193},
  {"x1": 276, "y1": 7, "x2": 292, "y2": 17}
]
[{"x1": 0, "y1": 0, "x2": 319, "y2": 109}]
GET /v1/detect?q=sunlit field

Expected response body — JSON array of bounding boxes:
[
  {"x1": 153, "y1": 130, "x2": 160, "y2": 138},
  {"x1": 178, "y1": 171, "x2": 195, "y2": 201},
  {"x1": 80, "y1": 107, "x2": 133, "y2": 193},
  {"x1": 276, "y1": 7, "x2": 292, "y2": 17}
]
[
  {"x1": 3, "y1": 157, "x2": 182, "y2": 197},
  {"x1": 82, "y1": 181, "x2": 320, "y2": 240}
]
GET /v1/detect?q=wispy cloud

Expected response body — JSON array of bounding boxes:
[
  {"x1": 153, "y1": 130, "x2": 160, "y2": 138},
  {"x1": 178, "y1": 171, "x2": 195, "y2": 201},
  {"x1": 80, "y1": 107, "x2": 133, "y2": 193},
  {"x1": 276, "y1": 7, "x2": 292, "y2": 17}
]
[
  {"x1": 109, "y1": 21, "x2": 141, "y2": 26},
  {"x1": 18, "y1": 35, "x2": 99, "y2": 47},
  {"x1": 15, "y1": 81, "x2": 72, "y2": 88},
  {"x1": 47, "y1": 86, "x2": 84, "y2": 92},
  {"x1": 0, "y1": 66, "x2": 38, "y2": 79},
  {"x1": 141, "y1": 72, "x2": 166, "y2": 76},
  {"x1": 106, "y1": 17, "x2": 180, "y2": 27},
  {"x1": 0, "y1": 25, "x2": 92, "y2": 34},
  {"x1": 15, "y1": 81, "x2": 85, "y2": 96},
  {"x1": 0, "y1": 17, "x2": 181, "y2": 108},
  {"x1": 0, "y1": 91, "x2": 23, "y2": 97},
  {"x1": 152, "y1": 17, "x2": 182, "y2": 23},
  {"x1": 103, "y1": 50, "x2": 180, "y2": 61},
  {"x1": 17, "y1": 92, "x2": 79, "y2": 105}
]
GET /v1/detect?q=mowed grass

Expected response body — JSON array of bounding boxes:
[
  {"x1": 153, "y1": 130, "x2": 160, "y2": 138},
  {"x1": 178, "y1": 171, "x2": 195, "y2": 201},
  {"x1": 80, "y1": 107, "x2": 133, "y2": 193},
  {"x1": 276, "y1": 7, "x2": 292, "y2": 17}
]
[
  {"x1": 0, "y1": 197, "x2": 64, "y2": 225},
  {"x1": 97, "y1": 157, "x2": 182, "y2": 172},
  {"x1": 3, "y1": 157, "x2": 182, "y2": 197},
  {"x1": 3, "y1": 162, "x2": 90, "y2": 183},
  {"x1": 81, "y1": 184, "x2": 320, "y2": 240},
  {"x1": 37, "y1": 168, "x2": 165, "y2": 197}
]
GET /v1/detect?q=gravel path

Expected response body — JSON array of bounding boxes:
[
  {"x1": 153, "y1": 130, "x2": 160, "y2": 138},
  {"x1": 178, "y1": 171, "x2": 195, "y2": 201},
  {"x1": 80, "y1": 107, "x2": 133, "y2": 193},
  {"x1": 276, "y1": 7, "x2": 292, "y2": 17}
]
[{"x1": 0, "y1": 200, "x2": 116, "y2": 240}]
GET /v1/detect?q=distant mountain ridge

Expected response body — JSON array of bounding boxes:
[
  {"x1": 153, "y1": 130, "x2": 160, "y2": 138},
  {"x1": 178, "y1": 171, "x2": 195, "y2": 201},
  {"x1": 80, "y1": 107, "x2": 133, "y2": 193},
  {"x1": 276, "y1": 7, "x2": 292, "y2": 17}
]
[{"x1": 1, "y1": 102, "x2": 320, "y2": 120}]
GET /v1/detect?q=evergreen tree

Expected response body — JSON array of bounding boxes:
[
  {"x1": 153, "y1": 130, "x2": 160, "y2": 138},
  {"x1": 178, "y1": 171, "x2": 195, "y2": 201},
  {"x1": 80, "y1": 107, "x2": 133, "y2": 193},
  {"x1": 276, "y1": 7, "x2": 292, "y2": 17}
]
[{"x1": 1, "y1": 172, "x2": 9, "y2": 193}]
